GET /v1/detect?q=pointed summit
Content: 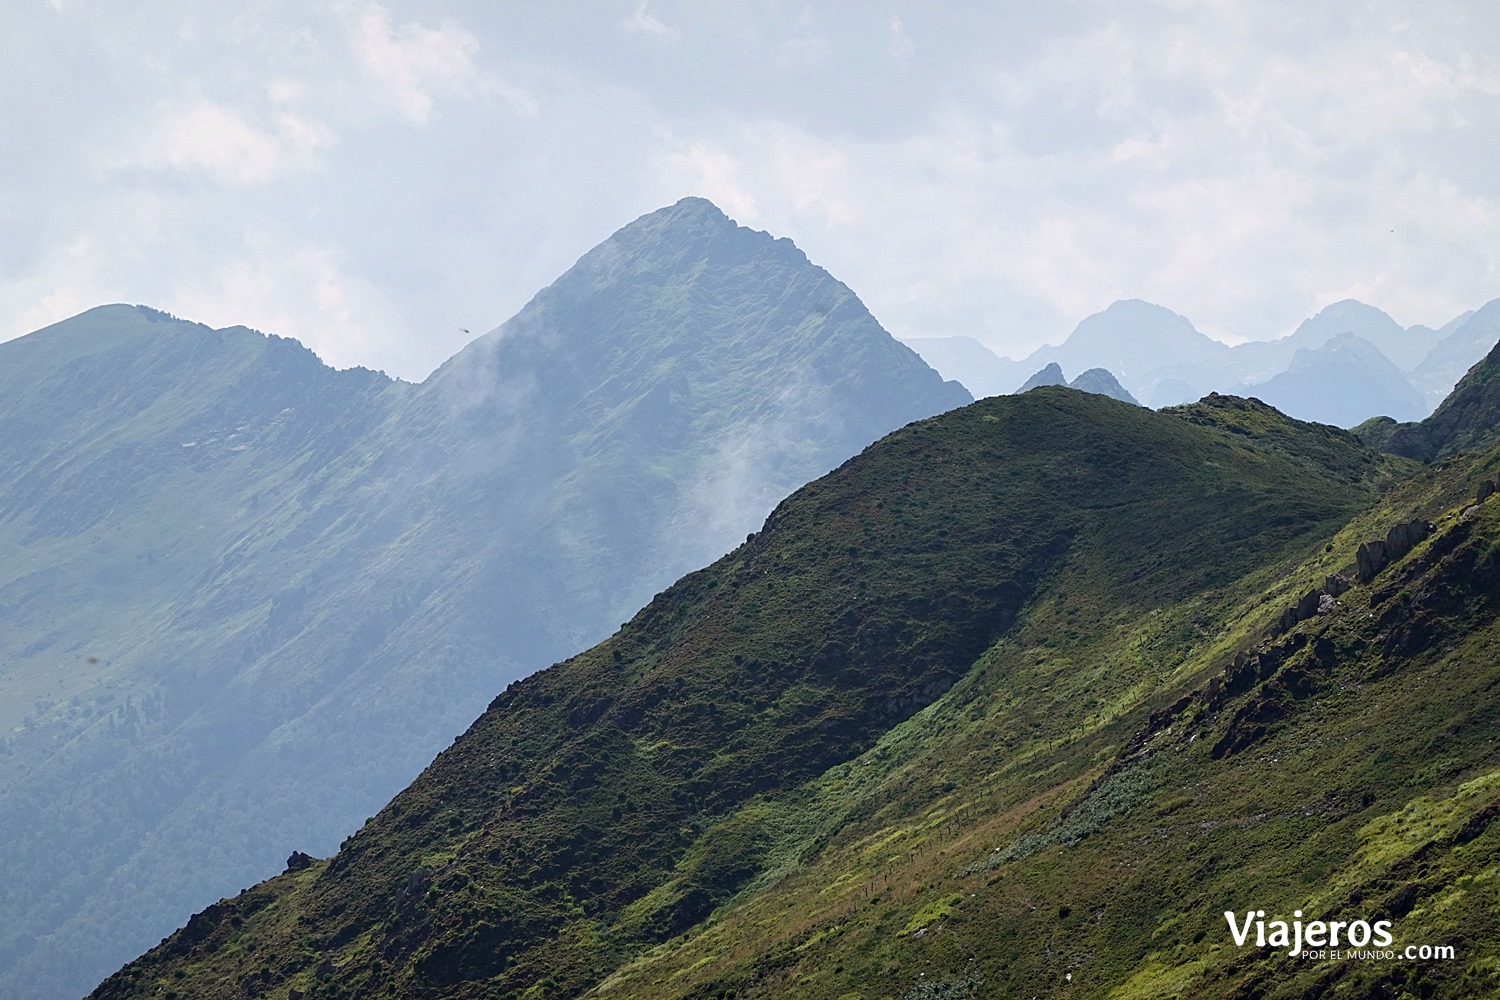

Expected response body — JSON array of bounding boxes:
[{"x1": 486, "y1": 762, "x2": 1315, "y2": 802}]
[
  {"x1": 429, "y1": 196, "x2": 968, "y2": 459},
  {"x1": 1013, "y1": 299, "x2": 1230, "y2": 404},
  {"x1": 0, "y1": 200, "x2": 969, "y2": 999},
  {"x1": 1069, "y1": 367, "x2": 1139, "y2": 404},
  {"x1": 1017, "y1": 362, "x2": 1068, "y2": 392},
  {"x1": 1285, "y1": 299, "x2": 1425, "y2": 370},
  {"x1": 1247, "y1": 332, "x2": 1427, "y2": 426}
]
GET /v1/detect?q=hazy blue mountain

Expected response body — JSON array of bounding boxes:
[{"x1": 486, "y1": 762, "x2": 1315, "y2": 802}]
[
  {"x1": 1016, "y1": 361, "x2": 1067, "y2": 392},
  {"x1": 1222, "y1": 299, "x2": 1421, "y2": 383},
  {"x1": 1284, "y1": 299, "x2": 1427, "y2": 369},
  {"x1": 1412, "y1": 301, "x2": 1500, "y2": 405},
  {"x1": 0, "y1": 197, "x2": 969, "y2": 999},
  {"x1": 1150, "y1": 376, "x2": 1201, "y2": 406},
  {"x1": 1246, "y1": 332, "x2": 1429, "y2": 426},
  {"x1": 910, "y1": 297, "x2": 1471, "y2": 417},
  {"x1": 1016, "y1": 299, "x2": 1231, "y2": 405},
  {"x1": 900, "y1": 334, "x2": 1026, "y2": 399},
  {"x1": 1017, "y1": 362, "x2": 1138, "y2": 404},
  {"x1": 1069, "y1": 366, "x2": 1139, "y2": 404}
]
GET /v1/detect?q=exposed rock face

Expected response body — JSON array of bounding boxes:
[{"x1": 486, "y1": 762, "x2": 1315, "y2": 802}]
[
  {"x1": 1356, "y1": 518, "x2": 1434, "y2": 583},
  {"x1": 1356, "y1": 540, "x2": 1389, "y2": 583},
  {"x1": 1268, "y1": 582, "x2": 1342, "y2": 638},
  {"x1": 285, "y1": 852, "x2": 314, "y2": 873}
]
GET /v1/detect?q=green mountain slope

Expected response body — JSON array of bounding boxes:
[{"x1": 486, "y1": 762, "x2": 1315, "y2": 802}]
[
  {"x1": 93, "y1": 389, "x2": 1437, "y2": 999},
  {"x1": 0, "y1": 304, "x2": 402, "y2": 745},
  {"x1": 591, "y1": 445, "x2": 1500, "y2": 1000},
  {"x1": 0, "y1": 199, "x2": 968, "y2": 999},
  {"x1": 1382, "y1": 323, "x2": 1500, "y2": 461}
]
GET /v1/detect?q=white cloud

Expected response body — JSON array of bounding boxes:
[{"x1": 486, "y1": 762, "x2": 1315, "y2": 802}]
[
  {"x1": 169, "y1": 232, "x2": 406, "y2": 374},
  {"x1": 889, "y1": 16, "x2": 914, "y2": 64},
  {"x1": 126, "y1": 100, "x2": 333, "y2": 186},
  {"x1": 642, "y1": 4, "x2": 1500, "y2": 355},
  {"x1": 620, "y1": 1, "x2": 678, "y2": 41},
  {"x1": 661, "y1": 139, "x2": 759, "y2": 221},
  {"x1": 775, "y1": 33, "x2": 830, "y2": 71},
  {"x1": 4, "y1": 2, "x2": 1498, "y2": 378},
  {"x1": 7, "y1": 236, "x2": 118, "y2": 338},
  {"x1": 342, "y1": 1, "x2": 534, "y2": 123}
]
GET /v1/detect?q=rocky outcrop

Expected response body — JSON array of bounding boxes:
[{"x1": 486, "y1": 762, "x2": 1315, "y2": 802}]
[
  {"x1": 1266, "y1": 573, "x2": 1349, "y2": 638},
  {"x1": 1356, "y1": 518, "x2": 1434, "y2": 583}
]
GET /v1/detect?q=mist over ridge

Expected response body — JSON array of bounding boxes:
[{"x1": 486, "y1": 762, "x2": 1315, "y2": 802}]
[{"x1": 0, "y1": 197, "x2": 967, "y2": 999}]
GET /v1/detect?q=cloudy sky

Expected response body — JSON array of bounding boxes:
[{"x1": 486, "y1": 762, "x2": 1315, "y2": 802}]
[{"x1": 7, "y1": 1, "x2": 1499, "y2": 379}]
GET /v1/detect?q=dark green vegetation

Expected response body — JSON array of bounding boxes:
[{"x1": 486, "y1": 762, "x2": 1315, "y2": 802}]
[
  {"x1": 0, "y1": 198, "x2": 968, "y2": 999},
  {"x1": 95, "y1": 378, "x2": 1500, "y2": 999}
]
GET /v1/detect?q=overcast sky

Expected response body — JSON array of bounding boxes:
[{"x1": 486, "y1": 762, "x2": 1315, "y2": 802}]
[{"x1": 6, "y1": 1, "x2": 1499, "y2": 379}]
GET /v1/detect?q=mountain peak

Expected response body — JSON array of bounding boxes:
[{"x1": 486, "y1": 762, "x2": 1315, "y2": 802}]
[
  {"x1": 6, "y1": 303, "x2": 245, "y2": 373},
  {"x1": 1017, "y1": 361, "x2": 1067, "y2": 392},
  {"x1": 0, "y1": 200, "x2": 969, "y2": 998},
  {"x1": 1031, "y1": 299, "x2": 1227, "y2": 387},
  {"x1": 1285, "y1": 299, "x2": 1422, "y2": 368},
  {"x1": 1102, "y1": 298, "x2": 1187, "y2": 319},
  {"x1": 666, "y1": 194, "x2": 731, "y2": 219},
  {"x1": 1249, "y1": 332, "x2": 1428, "y2": 426},
  {"x1": 1287, "y1": 331, "x2": 1388, "y2": 371},
  {"x1": 525, "y1": 197, "x2": 808, "y2": 298},
  {"x1": 1293, "y1": 299, "x2": 1400, "y2": 338},
  {"x1": 1312, "y1": 297, "x2": 1385, "y2": 318},
  {"x1": 1069, "y1": 366, "x2": 1139, "y2": 404}
]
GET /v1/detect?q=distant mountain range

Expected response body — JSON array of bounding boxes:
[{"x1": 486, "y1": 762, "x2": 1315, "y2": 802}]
[
  {"x1": 0, "y1": 198, "x2": 969, "y2": 999},
  {"x1": 94, "y1": 332, "x2": 1500, "y2": 1000},
  {"x1": 907, "y1": 296, "x2": 1500, "y2": 425}
]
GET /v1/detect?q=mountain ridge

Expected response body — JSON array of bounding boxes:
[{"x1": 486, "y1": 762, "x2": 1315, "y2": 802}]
[
  {"x1": 91, "y1": 387, "x2": 1424, "y2": 999},
  {"x1": 0, "y1": 199, "x2": 968, "y2": 1000},
  {"x1": 906, "y1": 296, "x2": 1499, "y2": 421}
]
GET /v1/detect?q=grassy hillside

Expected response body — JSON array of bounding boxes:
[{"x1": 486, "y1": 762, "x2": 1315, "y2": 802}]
[
  {"x1": 93, "y1": 388, "x2": 1440, "y2": 999},
  {"x1": 1380, "y1": 336, "x2": 1500, "y2": 461},
  {"x1": 593, "y1": 438, "x2": 1500, "y2": 999}
]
